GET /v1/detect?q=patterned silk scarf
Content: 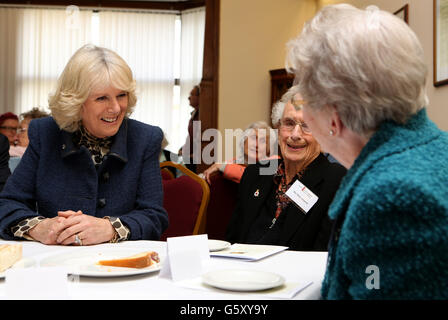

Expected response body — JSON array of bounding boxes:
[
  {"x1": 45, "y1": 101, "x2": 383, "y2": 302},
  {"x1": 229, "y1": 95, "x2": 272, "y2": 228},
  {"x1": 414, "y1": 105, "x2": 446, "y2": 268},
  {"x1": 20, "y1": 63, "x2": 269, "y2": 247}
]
[
  {"x1": 272, "y1": 162, "x2": 303, "y2": 225},
  {"x1": 73, "y1": 125, "x2": 113, "y2": 165}
]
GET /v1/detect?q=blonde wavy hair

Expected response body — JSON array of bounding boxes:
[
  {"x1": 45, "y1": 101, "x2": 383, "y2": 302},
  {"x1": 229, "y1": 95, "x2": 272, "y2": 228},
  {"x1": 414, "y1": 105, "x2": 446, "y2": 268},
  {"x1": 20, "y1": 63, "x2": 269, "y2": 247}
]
[{"x1": 49, "y1": 44, "x2": 137, "y2": 132}]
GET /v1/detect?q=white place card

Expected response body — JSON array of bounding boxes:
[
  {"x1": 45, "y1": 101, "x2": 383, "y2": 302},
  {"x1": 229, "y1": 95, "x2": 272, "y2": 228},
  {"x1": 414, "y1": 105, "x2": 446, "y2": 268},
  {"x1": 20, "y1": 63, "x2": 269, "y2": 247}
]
[
  {"x1": 159, "y1": 234, "x2": 210, "y2": 282},
  {"x1": 5, "y1": 266, "x2": 69, "y2": 300},
  {"x1": 285, "y1": 180, "x2": 319, "y2": 213}
]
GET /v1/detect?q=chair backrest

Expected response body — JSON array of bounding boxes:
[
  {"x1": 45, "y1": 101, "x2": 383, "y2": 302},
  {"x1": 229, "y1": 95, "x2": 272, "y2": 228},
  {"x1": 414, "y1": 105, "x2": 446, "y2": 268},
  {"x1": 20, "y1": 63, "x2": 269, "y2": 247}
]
[
  {"x1": 204, "y1": 173, "x2": 239, "y2": 240},
  {"x1": 161, "y1": 167, "x2": 175, "y2": 180},
  {"x1": 159, "y1": 161, "x2": 210, "y2": 241}
]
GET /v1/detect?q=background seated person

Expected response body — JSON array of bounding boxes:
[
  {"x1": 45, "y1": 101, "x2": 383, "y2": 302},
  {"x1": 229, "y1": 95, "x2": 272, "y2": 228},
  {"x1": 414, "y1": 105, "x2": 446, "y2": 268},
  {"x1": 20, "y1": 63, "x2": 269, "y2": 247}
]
[
  {"x1": 202, "y1": 121, "x2": 277, "y2": 184},
  {"x1": 0, "y1": 112, "x2": 24, "y2": 172},
  {"x1": 0, "y1": 44, "x2": 168, "y2": 245},
  {"x1": 225, "y1": 88, "x2": 346, "y2": 251},
  {"x1": 8, "y1": 107, "x2": 50, "y2": 172},
  {"x1": 178, "y1": 85, "x2": 200, "y2": 173},
  {"x1": 0, "y1": 112, "x2": 21, "y2": 153},
  {"x1": 18, "y1": 107, "x2": 50, "y2": 149},
  {"x1": 159, "y1": 133, "x2": 182, "y2": 177},
  {"x1": 0, "y1": 134, "x2": 11, "y2": 192}
]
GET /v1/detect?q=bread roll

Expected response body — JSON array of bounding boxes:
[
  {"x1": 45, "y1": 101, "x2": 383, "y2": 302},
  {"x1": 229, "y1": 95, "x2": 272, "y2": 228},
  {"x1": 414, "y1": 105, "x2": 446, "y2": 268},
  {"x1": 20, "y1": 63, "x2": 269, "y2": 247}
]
[
  {"x1": 0, "y1": 244, "x2": 22, "y2": 272},
  {"x1": 98, "y1": 251, "x2": 159, "y2": 269}
]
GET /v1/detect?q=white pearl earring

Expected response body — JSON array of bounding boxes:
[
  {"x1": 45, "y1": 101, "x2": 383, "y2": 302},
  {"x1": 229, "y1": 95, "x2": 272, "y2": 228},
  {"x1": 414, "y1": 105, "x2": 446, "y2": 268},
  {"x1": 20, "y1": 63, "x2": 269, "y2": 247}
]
[{"x1": 329, "y1": 130, "x2": 334, "y2": 136}]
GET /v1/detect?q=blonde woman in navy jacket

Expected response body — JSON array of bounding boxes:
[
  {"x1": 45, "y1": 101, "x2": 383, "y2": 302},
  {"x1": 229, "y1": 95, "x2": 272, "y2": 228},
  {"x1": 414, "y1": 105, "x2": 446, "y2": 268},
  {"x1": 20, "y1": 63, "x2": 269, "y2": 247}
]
[{"x1": 0, "y1": 44, "x2": 168, "y2": 245}]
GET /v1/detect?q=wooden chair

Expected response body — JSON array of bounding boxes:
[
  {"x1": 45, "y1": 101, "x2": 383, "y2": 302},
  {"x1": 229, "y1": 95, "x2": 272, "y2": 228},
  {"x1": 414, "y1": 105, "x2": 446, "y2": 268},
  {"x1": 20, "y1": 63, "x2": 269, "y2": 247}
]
[
  {"x1": 159, "y1": 161, "x2": 210, "y2": 240},
  {"x1": 161, "y1": 167, "x2": 175, "y2": 180},
  {"x1": 204, "y1": 173, "x2": 239, "y2": 240}
]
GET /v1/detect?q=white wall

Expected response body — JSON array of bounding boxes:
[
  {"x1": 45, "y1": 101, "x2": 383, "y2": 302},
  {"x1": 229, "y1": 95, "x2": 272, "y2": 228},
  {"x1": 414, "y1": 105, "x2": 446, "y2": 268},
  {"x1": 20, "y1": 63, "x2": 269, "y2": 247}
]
[
  {"x1": 219, "y1": 0, "x2": 317, "y2": 131},
  {"x1": 217, "y1": 0, "x2": 317, "y2": 160}
]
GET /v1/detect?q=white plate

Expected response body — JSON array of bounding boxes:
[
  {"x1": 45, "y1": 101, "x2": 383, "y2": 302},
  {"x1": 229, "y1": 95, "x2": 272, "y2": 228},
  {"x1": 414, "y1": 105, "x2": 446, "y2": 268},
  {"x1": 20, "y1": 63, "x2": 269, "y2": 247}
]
[
  {"x1": 202, "y1": 269, "x2": 285, "y2": 291},
  {"x1": 208, "y1": 240, "x2": 231, "y2": 252},
  {"x1": 0, "y1": 258, "x2": 36, "y2": 278},
  {"x1": 39, "y1": 248, "x2": 162, "y2": 277}
]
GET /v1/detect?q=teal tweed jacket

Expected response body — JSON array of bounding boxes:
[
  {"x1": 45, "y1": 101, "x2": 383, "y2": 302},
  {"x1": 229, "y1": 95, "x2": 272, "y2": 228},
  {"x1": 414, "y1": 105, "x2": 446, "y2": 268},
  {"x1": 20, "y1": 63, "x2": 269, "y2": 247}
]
[{"x1": 321, "y1": 109, "x2": 448, "y2": 299}]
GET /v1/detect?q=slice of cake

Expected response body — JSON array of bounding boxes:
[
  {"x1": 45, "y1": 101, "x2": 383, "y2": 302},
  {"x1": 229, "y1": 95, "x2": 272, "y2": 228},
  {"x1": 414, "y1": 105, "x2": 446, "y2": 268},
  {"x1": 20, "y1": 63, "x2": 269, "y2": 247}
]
[
  {"x1": 97, "y1": 251, "x2": 160, "y2": 269},
  {"x1": 0, "y1": 244, "x2": 23, "y2": 272}
]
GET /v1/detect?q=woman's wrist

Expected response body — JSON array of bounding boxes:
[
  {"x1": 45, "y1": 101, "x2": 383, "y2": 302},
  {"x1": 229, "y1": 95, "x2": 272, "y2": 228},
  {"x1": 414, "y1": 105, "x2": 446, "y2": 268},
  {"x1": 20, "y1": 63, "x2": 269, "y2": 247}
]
[
  {"x1": 103, "y1": 216, "x2": 130, "y2": 243},
  {"x1": 11, "y1": 216, "x2": 46, "y2": 240}
]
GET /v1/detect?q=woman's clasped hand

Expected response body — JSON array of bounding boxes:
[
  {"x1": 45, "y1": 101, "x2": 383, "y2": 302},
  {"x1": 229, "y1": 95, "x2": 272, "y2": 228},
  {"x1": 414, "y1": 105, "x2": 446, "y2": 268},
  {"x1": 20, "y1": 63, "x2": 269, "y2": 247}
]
[{"x1": 27, "y1": 210, "x2": 115, "y2": 246}]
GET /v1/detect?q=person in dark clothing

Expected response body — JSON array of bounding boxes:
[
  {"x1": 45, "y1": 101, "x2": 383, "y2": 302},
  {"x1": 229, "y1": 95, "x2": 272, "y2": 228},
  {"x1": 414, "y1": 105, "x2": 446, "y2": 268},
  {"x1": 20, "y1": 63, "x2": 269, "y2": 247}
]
[
  {"x1": 226, "y1": 88, "x2": 346, "y2": 251},
  {"x1": 0, "y1": 134, "x2": 11, "y2": 192},
  {"x1": 0, "y1": 44, "x2": 167, "y2": 245},
  {"x1": 179, "y1": 85, "x2": 200, "y2": 173}
]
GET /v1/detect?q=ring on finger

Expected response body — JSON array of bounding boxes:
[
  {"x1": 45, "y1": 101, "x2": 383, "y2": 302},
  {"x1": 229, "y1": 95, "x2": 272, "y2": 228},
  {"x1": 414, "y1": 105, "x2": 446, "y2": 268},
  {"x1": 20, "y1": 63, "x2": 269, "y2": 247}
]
[{"x1": 74, "y1": 234, "x2": 83, "y2": 246}]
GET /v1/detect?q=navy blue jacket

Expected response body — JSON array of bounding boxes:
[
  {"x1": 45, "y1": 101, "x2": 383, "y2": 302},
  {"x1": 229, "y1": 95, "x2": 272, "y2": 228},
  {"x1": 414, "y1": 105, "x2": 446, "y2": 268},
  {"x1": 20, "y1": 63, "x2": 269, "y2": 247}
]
[{"x1": 0, "y1": 117, "x2": 168, "y2": 240}]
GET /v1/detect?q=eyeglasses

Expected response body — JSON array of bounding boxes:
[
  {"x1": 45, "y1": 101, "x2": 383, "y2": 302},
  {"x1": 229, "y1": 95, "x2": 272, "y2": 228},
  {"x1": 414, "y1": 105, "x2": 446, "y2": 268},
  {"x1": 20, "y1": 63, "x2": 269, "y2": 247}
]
[
  {"x1": 279, "y1": 118, "x2": 311, "y2": 134},
  {"x1": 0, "y1": 126, "x2": 19, "y2": 134}
]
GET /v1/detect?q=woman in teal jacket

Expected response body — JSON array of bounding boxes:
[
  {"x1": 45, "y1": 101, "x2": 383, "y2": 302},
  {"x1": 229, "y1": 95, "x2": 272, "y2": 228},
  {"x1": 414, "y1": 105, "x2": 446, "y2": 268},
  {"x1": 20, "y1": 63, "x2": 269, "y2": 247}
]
[{"x1": 286, "y1": 4, "x2": 448, "y2": 299}]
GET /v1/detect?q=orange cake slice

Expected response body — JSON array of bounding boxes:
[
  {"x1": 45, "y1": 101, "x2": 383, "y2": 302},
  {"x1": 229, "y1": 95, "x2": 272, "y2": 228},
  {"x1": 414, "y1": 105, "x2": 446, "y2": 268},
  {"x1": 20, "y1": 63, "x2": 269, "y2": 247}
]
[
  {"x1": 0, "y1": 244, "x2": 22, "y2": 272},
  {"x1": 97, "y1": 251, "x2": 160, "y2": 269}
]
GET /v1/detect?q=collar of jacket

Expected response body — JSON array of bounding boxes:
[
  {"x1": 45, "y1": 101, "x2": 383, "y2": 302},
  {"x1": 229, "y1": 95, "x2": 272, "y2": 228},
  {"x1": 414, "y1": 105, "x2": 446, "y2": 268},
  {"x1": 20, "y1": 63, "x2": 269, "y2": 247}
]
[
  {"x1": 328, "y1": 108, "x2": 440, "y2": 220},
  {"x1": 60, "y1": 118, "x2": 129, "y2": 163},
  {"x1": 248, "y1": 153, "x2": 327, "y2": 215},
  {"x1": 256, "y1": 154, "x2": 327, "y2": 189},
  {"x1": 244, "y1": 153, "x2": 328, "y2": 244},
  {"x1": 296, "y1": 153, "x2": 328, "y2": 190}
]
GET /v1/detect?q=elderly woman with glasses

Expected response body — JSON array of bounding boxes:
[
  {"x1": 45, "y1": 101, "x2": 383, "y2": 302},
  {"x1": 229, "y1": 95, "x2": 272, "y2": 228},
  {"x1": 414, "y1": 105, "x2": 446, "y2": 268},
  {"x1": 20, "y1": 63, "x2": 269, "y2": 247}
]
[
  {"x1": 0, "y1": 44, "x2": 168, "y2": 245},
  {"x1": 0, "y1": 112, "x2": 19, "y2": 146},
  {"x1": 225, "y1": 87, "x2": 346, "y2": 251},
  {"x1": 287, "y1": 4, "x2": 448, "y2": 299}
]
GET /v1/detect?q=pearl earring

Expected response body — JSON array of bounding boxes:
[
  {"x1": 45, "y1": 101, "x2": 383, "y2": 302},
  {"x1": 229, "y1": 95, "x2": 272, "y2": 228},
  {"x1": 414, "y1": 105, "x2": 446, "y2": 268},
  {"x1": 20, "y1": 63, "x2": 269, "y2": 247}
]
[{"x1": 329, "y1": 130, "x2": 334, "y2": 136}]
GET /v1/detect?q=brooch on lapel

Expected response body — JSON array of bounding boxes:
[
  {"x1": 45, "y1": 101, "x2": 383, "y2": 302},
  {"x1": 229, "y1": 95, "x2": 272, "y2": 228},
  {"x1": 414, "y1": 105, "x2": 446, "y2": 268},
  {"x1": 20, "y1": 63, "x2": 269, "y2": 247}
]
[{"x1": 254, "y1": 189, "x2": 260, "y2": 197}]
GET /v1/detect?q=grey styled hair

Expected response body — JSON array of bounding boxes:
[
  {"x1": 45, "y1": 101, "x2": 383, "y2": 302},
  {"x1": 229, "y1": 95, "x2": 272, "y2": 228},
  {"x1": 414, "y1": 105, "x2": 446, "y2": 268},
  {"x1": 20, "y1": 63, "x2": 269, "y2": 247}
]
[
  {"x1": 49, "y1": 44, "x2": 137, "y2": 132},
  {"x1": 271, "y1": 85, "x2": 302, "y2": 127},
  {"x1": 286, "y1": 4, "x2": 428, "y2": 135}
]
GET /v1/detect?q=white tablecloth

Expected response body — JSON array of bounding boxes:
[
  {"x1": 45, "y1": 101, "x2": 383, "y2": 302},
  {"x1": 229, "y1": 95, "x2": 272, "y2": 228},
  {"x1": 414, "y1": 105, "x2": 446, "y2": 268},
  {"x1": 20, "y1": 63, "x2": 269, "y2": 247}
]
[{"x1": 0, "y1": 239, "x2": 327, "y2": 300}]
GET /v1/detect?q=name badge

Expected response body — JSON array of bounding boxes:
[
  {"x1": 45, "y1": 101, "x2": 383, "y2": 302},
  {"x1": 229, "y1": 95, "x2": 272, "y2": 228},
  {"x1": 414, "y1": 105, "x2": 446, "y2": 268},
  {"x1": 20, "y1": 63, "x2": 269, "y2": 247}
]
[{"x1": 285, "y1": 180, "x2": 319, "y2": 214}]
